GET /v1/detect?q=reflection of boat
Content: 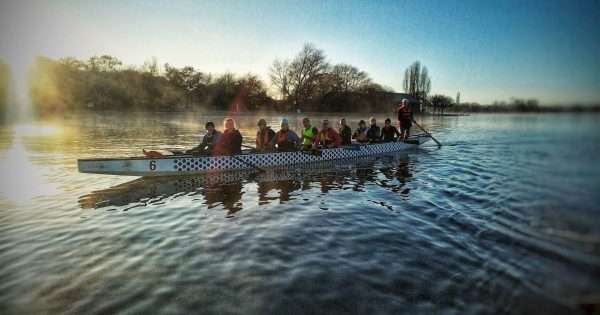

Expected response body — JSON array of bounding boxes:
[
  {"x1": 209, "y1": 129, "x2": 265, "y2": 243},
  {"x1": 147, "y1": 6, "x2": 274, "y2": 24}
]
[
  {"x1": 77, "y1": 135, "x2": 431, "y2": 176},
  {"x1": 79, "y1": 152, "x2": 417, "y2": 212},
  {"x1": 78, "y1": 171, "x2": 253, "y2": 210}
]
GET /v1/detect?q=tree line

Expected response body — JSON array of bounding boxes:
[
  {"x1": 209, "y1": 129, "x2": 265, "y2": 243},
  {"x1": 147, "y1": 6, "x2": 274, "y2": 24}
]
[
  {"x1": 16, "y1": 43, "x2": 402, "y2": 115},
  {"x1": 2, "y1": 43, "x2": 596, "y2": 117}
]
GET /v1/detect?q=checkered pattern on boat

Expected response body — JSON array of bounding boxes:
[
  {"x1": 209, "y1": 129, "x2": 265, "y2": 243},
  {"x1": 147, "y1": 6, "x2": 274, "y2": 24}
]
[{"x1": 168, "y1": 141, "x2": 416, "y2": 173}]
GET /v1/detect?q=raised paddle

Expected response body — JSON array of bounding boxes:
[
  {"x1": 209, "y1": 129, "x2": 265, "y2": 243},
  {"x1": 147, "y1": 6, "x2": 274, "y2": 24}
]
[{"x1": 411, "y1": 120, "x2": 442, "y2": 147}]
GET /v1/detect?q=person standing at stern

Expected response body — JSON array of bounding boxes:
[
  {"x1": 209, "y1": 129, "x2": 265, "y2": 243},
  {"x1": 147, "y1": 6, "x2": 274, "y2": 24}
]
[{"x1": 397, "y1": 99, "x2": 414, "y2": 140}]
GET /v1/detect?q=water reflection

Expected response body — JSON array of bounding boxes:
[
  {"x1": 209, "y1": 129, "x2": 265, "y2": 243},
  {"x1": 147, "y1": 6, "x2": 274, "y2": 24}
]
[{"x1": 79, "y1": 153, "x2": 417, "y2": 214}]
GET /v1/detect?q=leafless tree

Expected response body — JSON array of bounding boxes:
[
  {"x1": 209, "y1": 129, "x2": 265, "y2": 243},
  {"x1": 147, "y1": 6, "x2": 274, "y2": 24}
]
[
  {"x1": 269, "y1": 43, "x2": 330, "y2": 108},
  {"x1": 268, "y1": 58, "x2": 291, "y2": 100},
  {"x1": 331, "y1": 63, "x2": 372, "y2": 94}
]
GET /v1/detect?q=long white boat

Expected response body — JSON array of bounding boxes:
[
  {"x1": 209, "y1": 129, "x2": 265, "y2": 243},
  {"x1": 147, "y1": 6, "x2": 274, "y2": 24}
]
[{"x1": 77, "y1": 135, "x2": 431, "y2": 176}]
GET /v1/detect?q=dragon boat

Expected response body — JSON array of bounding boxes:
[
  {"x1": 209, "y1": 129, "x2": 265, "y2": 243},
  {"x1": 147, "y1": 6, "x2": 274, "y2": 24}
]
[{"x1": 77, "y1": 134, "x2": 431, "y2": 176}]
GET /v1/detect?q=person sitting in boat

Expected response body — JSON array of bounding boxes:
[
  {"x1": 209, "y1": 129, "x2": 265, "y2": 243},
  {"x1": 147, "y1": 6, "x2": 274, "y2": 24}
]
[
  {"x1": 214, "y1": 118, "x2": 242, "y2": 156},
  {"x1": 299, "y1": 117, "x2": 319, "y2": 151},
  {"x1": 381, "y1": 118, "x2": 401, "y2": 142},
  {"x1": 338, "y1": 117, "x2": 352, "y2": 146},
  {"x1": 187, "y1": 121, "x2": 221, "y2": 154},
  {"x1": 352, "y1": 120, "x2": 369, "y2": 143},
  {"x1": 367, "y1": 117, "x2": 381, "y2": 144},
  {"x1": 268, "y1": 118, "x2": 301, "y2": 151},
  {"x1": 397, "y1": 99, "x2": 414, "y2": 140},
  {"x1": 312, "y1": 119, "x2": 342, "y2": 150},
  {"x1": 255, "y1": 119, "x2": 275, "y2": 152}
]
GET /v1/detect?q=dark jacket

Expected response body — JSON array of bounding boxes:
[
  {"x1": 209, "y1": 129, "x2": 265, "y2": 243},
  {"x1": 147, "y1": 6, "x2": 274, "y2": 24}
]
[
  {"x1": 381, "y1": 125, "x2": 400, "y2": 142},
  {"x1": 339, "y1": 125, "x2": 352, "y2": 145},
  {"x1": 193, "y1": 130, "x2": 221, "y2": 153},
  {"x1": 367, "y1": 125, "x2": 381, "y2": 143},
  {"x1": 214, "y1": 129, "x2": 242, "y2": 155},
  {"x1": 256, "y1": 127, "x2": 275, "y2": 150}
]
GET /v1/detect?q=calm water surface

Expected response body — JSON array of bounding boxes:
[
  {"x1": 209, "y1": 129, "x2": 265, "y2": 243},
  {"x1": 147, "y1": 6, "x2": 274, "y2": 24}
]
[{"x1": 0, "y1": 113, "x2": 599, "y2": 314}]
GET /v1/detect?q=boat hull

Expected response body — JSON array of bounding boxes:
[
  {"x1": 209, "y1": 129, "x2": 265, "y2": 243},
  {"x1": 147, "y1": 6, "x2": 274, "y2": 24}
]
[{"x1": 77, "y1": 135, "x2": 430, "y2": 176}]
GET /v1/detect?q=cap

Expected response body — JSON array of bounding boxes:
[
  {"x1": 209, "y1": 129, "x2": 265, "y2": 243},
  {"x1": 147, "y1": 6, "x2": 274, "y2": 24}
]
[
  {"x1": 280, "y1": 118, "x2": 289, "y2": 126},
  {"x1": 322, "y1": 119, "x2": 329, "y2": 124}
]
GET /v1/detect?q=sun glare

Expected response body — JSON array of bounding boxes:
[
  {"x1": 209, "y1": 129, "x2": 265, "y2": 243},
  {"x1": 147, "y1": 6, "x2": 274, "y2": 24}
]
[
  {"x1": 0, "y1": 124, "x2": 61, "y2": 205},
  {"x1": 14, "y1": 124, "x2": 61, "y2": 137}
]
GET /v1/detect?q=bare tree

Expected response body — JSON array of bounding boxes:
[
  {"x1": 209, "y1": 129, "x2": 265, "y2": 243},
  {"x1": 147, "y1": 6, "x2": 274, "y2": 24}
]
[
  {"x1": 268, "y1": 58, "x2": 291, "y2": 100},
  {"x1": 164, "y1": 64, "x2": 203, "y2": 105},
  {"x1": 142, "y1": 57, "x2": 160, "y2": 77},
  {"x1": 402, "y1": 61, "x2": 431, "y2": 105},
  {"x1": 269, "y1": 43, "x2": 329, "y2": 109},
  {"x1": 331, "y1": 63, "x2": 372, "y2": 94}
]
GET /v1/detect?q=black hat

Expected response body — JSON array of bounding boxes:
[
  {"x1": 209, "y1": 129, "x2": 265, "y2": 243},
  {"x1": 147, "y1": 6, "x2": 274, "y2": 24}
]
[
  {"x1": 359, "y1": 120, "x2": 365, "y2": 125},
  {"x1": 205, "y1": 121, "x2": 215, "y2": 129}
]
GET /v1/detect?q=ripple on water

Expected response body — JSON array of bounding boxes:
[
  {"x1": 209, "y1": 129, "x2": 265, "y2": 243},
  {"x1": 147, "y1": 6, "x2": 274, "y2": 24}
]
[{"x1": 1, "y1": 114, "x2": 599, "y2": 314}]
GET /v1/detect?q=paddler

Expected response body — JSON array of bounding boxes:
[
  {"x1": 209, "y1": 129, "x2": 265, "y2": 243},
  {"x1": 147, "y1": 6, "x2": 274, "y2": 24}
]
[
  {"x1": 352, "y1": 120, "x2": 369, "y2": 143},
  {"x1": 312, "y1": 119, "x2": 342, "y2": 149},
  {"x1": 214, "y1": 118, "x2": 242, "y2": 156},
  {"x1": 338, "y1": 117, "x2": 352, "y2": 145},
  {"x1": 366, "y1": 117, "x2": 381, "y2": 144},
  {"x1": 255, "y1": 119, "x2": 275, "y2": 151},
  {"x1": 299, "y1": 117, "x2": 319, "y2": 151},
  {"x1": 268, "y1": 118, "x2": 301, "y2": 151},
  {"x1": 187, "y1": 121, "x2": 221, "y2": 155},
  {"x1": 381, "y1": 117, "x2": 401, "y2": 142}
]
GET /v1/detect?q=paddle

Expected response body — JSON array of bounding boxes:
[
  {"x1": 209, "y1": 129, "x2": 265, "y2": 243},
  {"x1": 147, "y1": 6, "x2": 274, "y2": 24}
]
[
  {"x1": 230, "y1": 155, "x2": 266, "y2": 172},
  {"x1": 411, "y1": 120, "x2": 442, "y2": 147}
]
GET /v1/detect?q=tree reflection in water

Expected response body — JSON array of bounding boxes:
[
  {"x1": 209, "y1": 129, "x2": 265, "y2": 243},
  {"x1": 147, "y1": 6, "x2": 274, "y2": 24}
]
[{"x1": 79, "y1": 153, "x2": 418, "y2": 214}]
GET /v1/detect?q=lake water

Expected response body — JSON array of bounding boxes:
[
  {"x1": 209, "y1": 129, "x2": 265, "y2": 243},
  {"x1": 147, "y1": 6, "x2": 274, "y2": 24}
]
[{"x1": 0, "y1": 112, "x2": 599, "y2": 314}]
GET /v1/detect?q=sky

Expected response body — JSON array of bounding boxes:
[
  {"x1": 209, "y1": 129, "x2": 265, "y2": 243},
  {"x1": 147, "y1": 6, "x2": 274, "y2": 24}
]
[{"x1": 1, "y1": 0, "x2": 599, "y2": 105}]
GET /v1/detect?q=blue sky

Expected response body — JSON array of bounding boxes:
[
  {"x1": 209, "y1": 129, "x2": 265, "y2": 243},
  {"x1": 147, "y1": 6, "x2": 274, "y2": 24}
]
[{"x1": 1, "y1": 0, "x2": 599, "y2": 105}]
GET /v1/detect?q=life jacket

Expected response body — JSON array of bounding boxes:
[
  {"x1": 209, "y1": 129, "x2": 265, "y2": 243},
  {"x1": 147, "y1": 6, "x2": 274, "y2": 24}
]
[
  {"x1": 317, "y1": 128, "x2": 342, "y2": 147},
  {"x1": 276, "y1": 130, "x2": 296, "y2": 151},
  {"x1": 353, "y1": 127, "x2": 368, "y2": 142},
  {"x1": 302, "y1": 126, "x2": 317, "y2": 145},
  {"x1": 398, "y1": 104, "x2": 412, "y2": 120}
]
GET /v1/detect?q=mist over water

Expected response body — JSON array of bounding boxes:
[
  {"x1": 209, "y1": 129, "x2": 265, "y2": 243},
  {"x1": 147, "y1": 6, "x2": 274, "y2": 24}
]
[{"x1": 0, "y1": 112, "x2": 599, "y2": 314}]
